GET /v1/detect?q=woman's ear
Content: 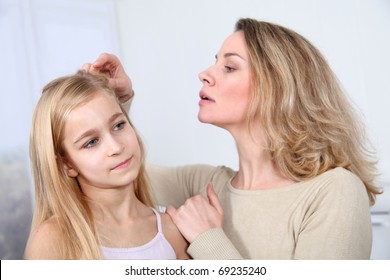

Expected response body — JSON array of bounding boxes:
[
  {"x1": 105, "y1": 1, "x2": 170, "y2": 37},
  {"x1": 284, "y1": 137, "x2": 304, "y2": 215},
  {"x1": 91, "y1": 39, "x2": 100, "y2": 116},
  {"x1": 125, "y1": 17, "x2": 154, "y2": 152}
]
[{"x1": 57, "y1": 156, "x2": 78, "y2": 178}]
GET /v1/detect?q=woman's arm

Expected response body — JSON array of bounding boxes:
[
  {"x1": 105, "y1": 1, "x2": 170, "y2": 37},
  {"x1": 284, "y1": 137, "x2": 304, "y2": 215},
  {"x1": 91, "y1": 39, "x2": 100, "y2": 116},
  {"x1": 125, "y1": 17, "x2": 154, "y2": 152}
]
[
  {"x1": 294, "y1": 168, "x2": 372, "y2": 259},
  {"x1": 167, "y1": 183, "x2": 243, "y2": 259},
  {"x1": 147, "y1": 164, "x2": 217, "y2": 208},
  {"x1": 82, "y1": 53, "x2": 134, "y2": 103},
  {"x1": 148, "y1": 165, "x2": 244, "y2": 259},
  {"x1": 188, "y1": 228, "x2": 243, "y2": 259}
]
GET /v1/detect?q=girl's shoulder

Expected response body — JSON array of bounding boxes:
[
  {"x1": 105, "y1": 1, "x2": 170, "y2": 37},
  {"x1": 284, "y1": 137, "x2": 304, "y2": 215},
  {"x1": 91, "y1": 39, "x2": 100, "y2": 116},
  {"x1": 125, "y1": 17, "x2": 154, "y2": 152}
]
[
  {"x1": 159, "y1": 212, "x2": 189, "y2": 259},
  {"x1": 24, "y1": 217, "x2": 62, "y2": 259},
  {"x1": 159, "y1": 212, "x2": 179, "y2": 235}
]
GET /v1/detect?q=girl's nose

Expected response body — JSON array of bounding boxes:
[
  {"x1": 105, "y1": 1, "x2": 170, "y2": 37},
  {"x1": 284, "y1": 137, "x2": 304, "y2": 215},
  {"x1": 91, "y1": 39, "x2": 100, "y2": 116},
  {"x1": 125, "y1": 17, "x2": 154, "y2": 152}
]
[{"x1": 107, "y1": 135, "x2": 124, "y2": 156}]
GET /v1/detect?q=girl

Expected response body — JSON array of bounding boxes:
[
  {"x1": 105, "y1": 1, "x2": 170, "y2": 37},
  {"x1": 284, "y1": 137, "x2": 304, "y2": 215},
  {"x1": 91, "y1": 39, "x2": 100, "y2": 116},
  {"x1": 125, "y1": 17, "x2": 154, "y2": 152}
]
[{"x1": 25, "y1": 72, "x2": 188, "y2": 259}]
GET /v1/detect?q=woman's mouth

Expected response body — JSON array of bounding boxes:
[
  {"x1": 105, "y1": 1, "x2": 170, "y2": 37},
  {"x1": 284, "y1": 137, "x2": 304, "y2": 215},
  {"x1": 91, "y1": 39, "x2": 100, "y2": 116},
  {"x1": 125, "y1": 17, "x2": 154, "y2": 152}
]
[{"x1": 199, "y1": 91, "x2": 215, "y2": 105}]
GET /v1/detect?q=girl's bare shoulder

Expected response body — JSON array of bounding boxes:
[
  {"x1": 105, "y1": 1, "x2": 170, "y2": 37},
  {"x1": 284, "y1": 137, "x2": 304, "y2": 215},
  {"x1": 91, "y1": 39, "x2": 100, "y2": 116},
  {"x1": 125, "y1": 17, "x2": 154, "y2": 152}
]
[
  {"x1": 24, "y1": 217, "x2": 62, "y2": 259},
  {"x1": 160, "y1": 212, "x2": 190, "y2": 259}
]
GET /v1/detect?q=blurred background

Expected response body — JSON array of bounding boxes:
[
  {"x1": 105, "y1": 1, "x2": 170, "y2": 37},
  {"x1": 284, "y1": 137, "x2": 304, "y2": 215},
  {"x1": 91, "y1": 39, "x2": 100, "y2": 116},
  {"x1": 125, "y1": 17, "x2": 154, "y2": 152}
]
[{"x1": 0, "y1": 0, "x2": 389, "y2": 259}]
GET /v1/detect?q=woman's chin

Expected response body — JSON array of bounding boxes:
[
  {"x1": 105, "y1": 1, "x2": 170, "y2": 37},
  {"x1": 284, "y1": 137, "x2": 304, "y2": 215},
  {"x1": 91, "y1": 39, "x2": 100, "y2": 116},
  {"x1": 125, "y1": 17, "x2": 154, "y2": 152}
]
[{"x1": 197, "y1": 114, "x2": 213, "y2": 124}]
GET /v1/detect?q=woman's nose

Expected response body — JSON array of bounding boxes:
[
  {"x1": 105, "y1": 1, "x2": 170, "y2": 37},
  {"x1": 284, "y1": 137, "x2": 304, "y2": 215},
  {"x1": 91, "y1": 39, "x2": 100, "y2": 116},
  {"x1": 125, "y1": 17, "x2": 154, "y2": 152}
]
[{"x1": 198, "y1": 67, "x2": 215, "y2": 86}]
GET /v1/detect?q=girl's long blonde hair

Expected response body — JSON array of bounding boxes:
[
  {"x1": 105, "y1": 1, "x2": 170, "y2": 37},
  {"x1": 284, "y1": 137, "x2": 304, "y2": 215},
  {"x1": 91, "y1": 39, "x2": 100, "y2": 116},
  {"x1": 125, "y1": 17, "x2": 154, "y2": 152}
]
[
  {"x1": 236, "y1": 18, "x2": 381, "y2": 204},
  {"x1": 29, "y1": 71, "x2": 154, "y2": 259}
]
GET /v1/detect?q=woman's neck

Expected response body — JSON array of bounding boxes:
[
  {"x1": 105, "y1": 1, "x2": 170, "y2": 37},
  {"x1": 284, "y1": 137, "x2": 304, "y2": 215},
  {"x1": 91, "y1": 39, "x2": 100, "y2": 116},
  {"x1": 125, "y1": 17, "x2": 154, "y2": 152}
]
[{"x1": 230, "y1": 127, "x2": 294, "y2": 190}]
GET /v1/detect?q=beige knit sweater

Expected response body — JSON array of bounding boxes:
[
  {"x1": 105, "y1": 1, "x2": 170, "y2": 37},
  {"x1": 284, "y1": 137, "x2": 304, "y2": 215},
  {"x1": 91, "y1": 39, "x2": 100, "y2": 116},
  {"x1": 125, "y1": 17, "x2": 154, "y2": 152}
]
[{"x1": 147, "y1": 165, "x2": 372, "y2": 259}]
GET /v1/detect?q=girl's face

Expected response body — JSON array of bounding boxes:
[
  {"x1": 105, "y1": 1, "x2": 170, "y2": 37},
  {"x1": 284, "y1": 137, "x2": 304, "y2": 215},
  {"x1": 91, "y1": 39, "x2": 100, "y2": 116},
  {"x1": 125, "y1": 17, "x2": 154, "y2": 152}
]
[
  {"x1": 61, "y1": 92, "x2": 141, "y2": 190},
  {"x1": 198, "y1": 31, "x2": 252, "y2": 130}
]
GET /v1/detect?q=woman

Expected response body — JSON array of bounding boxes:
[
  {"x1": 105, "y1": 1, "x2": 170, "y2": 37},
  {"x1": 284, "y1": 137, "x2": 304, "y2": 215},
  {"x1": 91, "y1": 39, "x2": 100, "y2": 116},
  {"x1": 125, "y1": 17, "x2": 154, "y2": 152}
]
[{"x1": 84, "y1": 18, "x2": 380, "y2": 259}]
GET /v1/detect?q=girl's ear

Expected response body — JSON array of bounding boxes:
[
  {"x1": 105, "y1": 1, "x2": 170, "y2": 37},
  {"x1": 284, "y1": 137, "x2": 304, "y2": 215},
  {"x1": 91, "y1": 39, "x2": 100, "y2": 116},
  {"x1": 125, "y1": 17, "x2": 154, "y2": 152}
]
[
  {"x1": 57, "y1": 156, "x2": 78, "y2": 178},
  {"x1": 64, "y1": 162, "x2": 79, "y2": 178}
]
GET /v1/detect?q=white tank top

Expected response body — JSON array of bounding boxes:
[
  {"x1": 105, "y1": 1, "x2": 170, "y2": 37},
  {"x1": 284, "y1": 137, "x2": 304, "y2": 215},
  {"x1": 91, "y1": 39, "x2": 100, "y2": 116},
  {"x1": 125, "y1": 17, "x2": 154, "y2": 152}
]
[{"x1": 101, "y1": 208, "x2": 177, "y2": 259}]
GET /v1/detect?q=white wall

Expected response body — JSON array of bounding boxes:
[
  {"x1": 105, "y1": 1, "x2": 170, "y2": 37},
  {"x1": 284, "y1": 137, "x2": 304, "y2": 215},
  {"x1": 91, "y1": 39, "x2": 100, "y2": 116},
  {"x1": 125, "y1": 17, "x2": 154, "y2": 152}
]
[
  {"x1": 0, "y1": 0, "x2": 119, "y2": 152},
  {"x1": 116, "y1": 0, "x2": 390, "y2": 184}
]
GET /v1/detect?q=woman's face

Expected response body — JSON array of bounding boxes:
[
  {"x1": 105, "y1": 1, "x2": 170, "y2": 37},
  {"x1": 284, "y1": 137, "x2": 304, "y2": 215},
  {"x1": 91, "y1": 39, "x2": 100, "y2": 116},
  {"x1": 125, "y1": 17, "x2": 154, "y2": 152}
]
[
  {"x1": 198, "y1": 31, "x2": 252, "y2": 130},
  {"x1": 61, "y1": 92, "x2": 141, "y2": 190}
]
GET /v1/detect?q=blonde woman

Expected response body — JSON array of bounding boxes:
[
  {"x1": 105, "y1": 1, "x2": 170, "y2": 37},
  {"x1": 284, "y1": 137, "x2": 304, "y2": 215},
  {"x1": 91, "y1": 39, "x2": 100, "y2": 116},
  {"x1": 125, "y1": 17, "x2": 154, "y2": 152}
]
[
  {"x1": 85, "y1": 18, "x2": 381, "y2": 259},
  {"x1": 25, "y1": 72, "x2": 188, "y2": 259}
]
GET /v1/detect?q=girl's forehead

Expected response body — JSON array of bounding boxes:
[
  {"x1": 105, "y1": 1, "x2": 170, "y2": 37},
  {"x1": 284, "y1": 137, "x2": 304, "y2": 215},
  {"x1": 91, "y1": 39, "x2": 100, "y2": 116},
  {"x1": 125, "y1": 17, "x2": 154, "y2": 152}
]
[{"x1": 66, "y1": 92, "x2": 120, "y2": 123}]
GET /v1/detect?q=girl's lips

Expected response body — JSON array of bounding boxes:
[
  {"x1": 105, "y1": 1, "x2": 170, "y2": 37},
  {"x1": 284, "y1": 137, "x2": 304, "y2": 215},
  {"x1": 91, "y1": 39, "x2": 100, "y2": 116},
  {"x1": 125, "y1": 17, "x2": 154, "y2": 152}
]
[{"x1": 111, "y1": 157, "x2": 131, "y2": 170}]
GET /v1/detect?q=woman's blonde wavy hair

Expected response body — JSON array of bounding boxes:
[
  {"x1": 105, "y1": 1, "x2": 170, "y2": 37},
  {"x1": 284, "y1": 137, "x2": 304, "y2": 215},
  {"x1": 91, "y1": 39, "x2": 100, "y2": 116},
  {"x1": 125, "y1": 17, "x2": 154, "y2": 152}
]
[
  {"x1": 236, "y1": 18, "x2": 381, "y2": 204},
  {"x1": 29, "y1": 71, "x2": 154, "y2": 259}
]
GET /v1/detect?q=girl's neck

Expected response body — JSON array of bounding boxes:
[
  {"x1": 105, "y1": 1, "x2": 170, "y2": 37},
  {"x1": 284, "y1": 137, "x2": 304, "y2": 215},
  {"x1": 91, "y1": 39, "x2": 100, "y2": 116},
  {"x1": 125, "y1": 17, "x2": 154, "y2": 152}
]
[
  {"x1": 91, "y1": 193, "x2": 156, "y2": 249},
  {"x1": 82, "y1": 183, "x2": 151, "y2": 223}
]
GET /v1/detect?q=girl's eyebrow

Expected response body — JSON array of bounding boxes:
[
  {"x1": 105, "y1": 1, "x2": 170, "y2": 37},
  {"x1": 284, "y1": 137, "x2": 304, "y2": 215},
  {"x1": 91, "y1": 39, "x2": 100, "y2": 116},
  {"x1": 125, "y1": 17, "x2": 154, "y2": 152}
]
[
  {"x1": 73, "y1": 112, "x2": 124, "y2": 144},
  {"x1": 108, "y1": 112, "x2": 124, "y2": 123},
  {"x1": 73, "y1": 129, "x2": 96, "y2": 145}
]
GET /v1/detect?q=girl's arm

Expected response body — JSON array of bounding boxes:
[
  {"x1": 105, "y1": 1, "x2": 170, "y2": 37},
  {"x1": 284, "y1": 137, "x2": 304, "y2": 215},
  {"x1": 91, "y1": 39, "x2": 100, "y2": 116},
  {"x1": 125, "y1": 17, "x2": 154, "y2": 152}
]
[{"x1": 161, "y1": 213, "x2": 190, "y2": 259}]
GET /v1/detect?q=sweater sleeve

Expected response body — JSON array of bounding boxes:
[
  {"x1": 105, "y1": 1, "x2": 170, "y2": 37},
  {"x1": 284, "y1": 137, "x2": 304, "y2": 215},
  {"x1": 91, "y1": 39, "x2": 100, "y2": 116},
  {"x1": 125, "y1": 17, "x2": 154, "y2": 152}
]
[
  {"x1": 294, "y1": 168, "x2": 372, "y2": 259},
  {"x1": 188, "y1": 228, "x2": 243, "y2": 259},
  {"x1": 146, "y1": 164, "x2": 226, "y2": 208},
  {"x1": 147, "y1": 164, "x2": 243, "y2": 259}
]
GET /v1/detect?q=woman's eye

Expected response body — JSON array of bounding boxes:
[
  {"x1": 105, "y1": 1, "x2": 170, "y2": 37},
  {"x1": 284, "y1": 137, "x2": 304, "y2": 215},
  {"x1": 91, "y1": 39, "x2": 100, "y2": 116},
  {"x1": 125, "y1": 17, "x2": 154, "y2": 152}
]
[
  {"x1": 83, "y1": 138, "x2": 99, "y2": 148},
  {"x1": 225, "y1": 66, "x2": 235, "y2": 72},
  {"x1": 114, "y1": 121, "x2": 126, "y2": 131}
]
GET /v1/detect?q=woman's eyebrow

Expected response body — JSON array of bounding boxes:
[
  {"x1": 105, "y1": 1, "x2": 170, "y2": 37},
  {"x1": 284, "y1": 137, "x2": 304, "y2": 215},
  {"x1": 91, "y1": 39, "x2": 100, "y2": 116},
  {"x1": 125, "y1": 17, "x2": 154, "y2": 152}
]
[{"x1": 215, "y1": 52, "x2": 245, "y2": 60}]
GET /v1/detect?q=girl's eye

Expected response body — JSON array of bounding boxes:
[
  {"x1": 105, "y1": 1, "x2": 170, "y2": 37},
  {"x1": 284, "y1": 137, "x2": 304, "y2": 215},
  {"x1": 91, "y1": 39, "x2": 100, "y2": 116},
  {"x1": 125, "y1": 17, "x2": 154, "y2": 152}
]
[
  {"x1": 83, "y1": 138, "x2": 99, "y2": 149},
  {"x1": 114, "y1": 121, "x2": 126, "y2": 131},
  {"x1": 225, "y1": 66, "x2": 235, "y2": 72}
]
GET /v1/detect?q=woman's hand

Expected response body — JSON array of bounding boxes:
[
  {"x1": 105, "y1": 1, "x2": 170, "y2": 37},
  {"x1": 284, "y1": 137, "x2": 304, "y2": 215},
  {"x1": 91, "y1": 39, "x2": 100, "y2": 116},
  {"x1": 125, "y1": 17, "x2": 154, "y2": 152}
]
[
  {"x1": 82, "y1": 53, "x2": 133, "y2": 103},
  {"x1": 167, "y1": 183, "x2": 224, "y2": 243}
]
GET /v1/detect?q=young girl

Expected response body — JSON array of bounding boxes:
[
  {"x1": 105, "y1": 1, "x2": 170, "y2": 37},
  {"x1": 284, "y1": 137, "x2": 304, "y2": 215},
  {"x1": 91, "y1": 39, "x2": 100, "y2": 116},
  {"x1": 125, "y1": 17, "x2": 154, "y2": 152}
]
[{"x1": 24, "y1": 71, "x2": 188, "y2": 259}]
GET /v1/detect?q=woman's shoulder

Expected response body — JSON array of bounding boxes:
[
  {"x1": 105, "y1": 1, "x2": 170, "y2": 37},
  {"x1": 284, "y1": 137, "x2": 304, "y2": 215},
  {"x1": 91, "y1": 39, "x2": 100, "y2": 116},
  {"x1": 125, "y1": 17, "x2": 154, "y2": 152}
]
[
  {"x1": 314, "y1": 167, "x2": 364, "y2": 189},
  {"x1": 306, "y1": 167, "x2": 368, "y2": 204},
  {"x1": 24, "y1": 217, "x2": 62, "y2": 259}
]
